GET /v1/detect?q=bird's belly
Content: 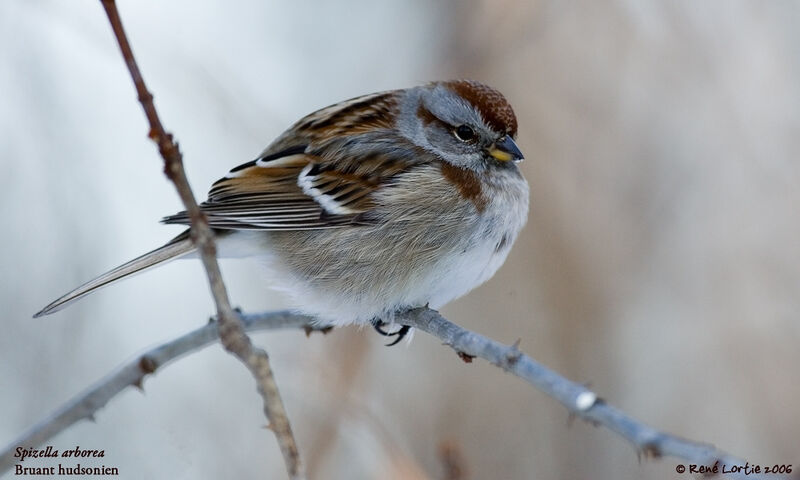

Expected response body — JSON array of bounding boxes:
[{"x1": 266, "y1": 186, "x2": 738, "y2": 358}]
[
  {"x1": 236, "y1": 221, "x2": 516, "y2": 326},
  {"x1": 415, "y1": 235, "x2": 513, "y2": 310}
]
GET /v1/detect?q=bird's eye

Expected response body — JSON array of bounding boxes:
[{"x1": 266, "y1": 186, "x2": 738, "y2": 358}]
[{"x1": 454, "y1": 124, "x2": 476, "y2": 142}]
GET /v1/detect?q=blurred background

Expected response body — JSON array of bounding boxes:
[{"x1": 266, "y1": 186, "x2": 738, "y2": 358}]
[{"x1": 2, "y1": 1, "x2": 799, "y2": 478}]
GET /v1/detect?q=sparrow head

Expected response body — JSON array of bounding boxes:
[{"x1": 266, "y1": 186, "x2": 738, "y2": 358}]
[{"x1": 400, "y1": 80, "x2": 523, "y2": 170}]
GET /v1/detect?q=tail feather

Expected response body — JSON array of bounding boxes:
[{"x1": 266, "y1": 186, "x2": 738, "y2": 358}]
[{"x1": 33, "y1": 231, "x2": 195, "y2": 318}]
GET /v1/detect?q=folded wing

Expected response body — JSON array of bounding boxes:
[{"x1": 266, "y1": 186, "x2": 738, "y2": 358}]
[{"x1": 162, "y1": 145, "x2": 382, "y2": 230}]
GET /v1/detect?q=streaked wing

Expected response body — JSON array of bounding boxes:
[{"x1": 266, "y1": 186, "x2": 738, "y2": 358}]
[
  {"x1": 163, "y1": 146, "x2": 351, "y2": 230},
  {"x1": 162, "y1": 143, "x2": 407, "y2": 230},
  {"x1": 162, "y1": 89, "x2": 418, "y2": 231},
  {"x1": 266, "y1": 90, "x2": 400, "y2": 152}
]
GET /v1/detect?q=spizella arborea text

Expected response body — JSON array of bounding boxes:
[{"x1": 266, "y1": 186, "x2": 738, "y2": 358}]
[{"x1": 35, "y1": 80, "x2": 529, "y2": 343}]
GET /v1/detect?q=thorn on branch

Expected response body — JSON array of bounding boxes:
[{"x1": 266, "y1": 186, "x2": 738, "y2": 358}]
[
  {"x1": 456, "y1": 351, "x2": 475, "y2": 363},
  {"x1": 568, "y1": 410, "x2": 602, "y2": 428},
  {"x1": 133, "y1": 378, "x2": 145, "y2": 392},
  {"x1": 303, "y1": 325, "x2": 334, "y2": 337},
  {"x1": 638, "y1": 441, "x2": 662, "y2": 461},
  {"x1": 500, "y1": 339, "x2": 522, "y2": 370},
  {"x1": 138, "y1": 355, "x2": 157, "y2": 374}
]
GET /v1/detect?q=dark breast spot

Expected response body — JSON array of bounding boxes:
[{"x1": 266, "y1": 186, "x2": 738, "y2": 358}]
[{"x1": 440, "y1": 162, "x2": 487, "y2": 213}]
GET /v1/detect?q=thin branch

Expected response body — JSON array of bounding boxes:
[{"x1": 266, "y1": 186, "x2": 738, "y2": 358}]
[
  {"x1": 98, "y1": 1, "x2": 304, "y2": 478},
  {"x1": 398, "y1": 307, "x2": 785, "y2": 480},
  {"x1": 0, "y1": 312, "x2": 316, "y2": 473},
  {"x1": 4, "y1": 308, "x2": 782, "y2": 479}
]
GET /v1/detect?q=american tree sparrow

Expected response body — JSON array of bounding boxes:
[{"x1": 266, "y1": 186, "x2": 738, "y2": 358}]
[{"x1": 35, "y1": 80, "x2": 529, "y2": 343}]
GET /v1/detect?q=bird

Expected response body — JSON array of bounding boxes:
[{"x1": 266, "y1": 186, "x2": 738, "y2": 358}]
[{"x1": 34, "y1": 80, "x2": 529, "y2": 344}]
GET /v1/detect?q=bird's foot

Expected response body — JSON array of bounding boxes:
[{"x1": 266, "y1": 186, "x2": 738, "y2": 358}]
[{"x1": 371, "y1": 319, "x2": 410, "y2": 347}]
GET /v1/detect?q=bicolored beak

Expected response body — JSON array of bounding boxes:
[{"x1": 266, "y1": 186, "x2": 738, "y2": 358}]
[{"x1": 488, "y1": 136, "x2": 524, "y2": 163}]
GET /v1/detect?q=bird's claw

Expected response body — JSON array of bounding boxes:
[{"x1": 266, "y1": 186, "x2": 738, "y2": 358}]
[{"x1": 371, "y1": 319, "x2": 410, "y2": 346}]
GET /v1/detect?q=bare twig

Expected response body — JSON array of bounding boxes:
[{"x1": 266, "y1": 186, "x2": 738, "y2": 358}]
[
  {"x1": 98, "y1": 1, "x2": 303, "y2": 478},
  {"x1": 0, "y1": 312, "x2": 315, "y2": 473},
  {"x1": 4, "y1": 308, "x2": 781, "y2": 479},
  {"x1": 398, "y1": 307, "x2": 785, "y2": 480}
]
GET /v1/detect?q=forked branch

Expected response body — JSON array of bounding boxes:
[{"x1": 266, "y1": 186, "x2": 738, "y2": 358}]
[
  {"x1": 2, "y1": 308, "x2": 778, "y2": 479},
  {"x1": 98, "y1": 1, "x2": 303, "y2": 478}
]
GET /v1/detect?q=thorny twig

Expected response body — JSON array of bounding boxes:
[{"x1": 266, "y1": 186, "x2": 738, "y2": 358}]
[
  {"x1": 0, "y1": 312, "x2": 317, "y2": 473},
  {"x1": 3, "y1": 308, "x2": 783, "y2": 480}
]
